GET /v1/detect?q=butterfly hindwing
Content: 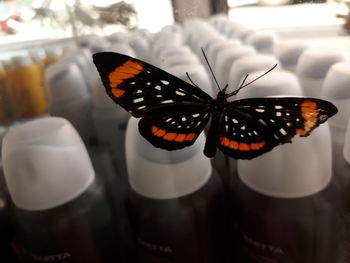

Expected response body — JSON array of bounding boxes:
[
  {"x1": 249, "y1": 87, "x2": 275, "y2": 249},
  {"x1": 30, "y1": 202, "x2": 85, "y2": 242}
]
[
  {"x1": 138, "y1": 104, "x2": 211, "y2": 150},
  {"x1": 217, "y1": 97, "x2": 338, "y2": 159},
  {"x1": 92, "y1": 52, "x2": 212, "y2": 118}
]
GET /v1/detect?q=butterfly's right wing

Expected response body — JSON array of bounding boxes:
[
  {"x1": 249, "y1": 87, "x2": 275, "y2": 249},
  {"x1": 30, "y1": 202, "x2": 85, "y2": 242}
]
[
  {"x1": 217, "y1": 97, "x2": 337, "y2": 160},
  {"x1": 93, "y1": 52, "x2": 212, "y2": 117}
]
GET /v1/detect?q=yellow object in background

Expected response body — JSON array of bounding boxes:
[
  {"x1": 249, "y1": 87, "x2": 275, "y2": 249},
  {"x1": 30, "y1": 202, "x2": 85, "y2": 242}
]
[
  {"x1": 9, "y1": 55, "x2": 48, "y2": 119},
  {"x1": 0, "y1": 62, "x2": 13, "y2": 125}
]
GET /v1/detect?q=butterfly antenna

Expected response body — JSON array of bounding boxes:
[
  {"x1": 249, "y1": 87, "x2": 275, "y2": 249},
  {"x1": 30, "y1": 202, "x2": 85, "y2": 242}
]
[
  {"x1": 201, "y1": 48, "x2": 222, "y2": 92},
  {"x1": 186, "y1": 72, "x2": 201, "y2": 89},
  {"x1": 228, "y1": 64, "x2": 278, "y2": 97}
]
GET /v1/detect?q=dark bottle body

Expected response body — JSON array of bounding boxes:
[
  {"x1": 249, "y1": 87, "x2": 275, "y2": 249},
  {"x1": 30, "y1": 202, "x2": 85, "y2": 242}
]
[
  {"x1": 229, "y1": 173, "x2": 343, "y2": 263},
  {"x1": 127, "y1": 170, "x2": 230, "y2": 263},
  {"x1": 10, "y1": 179, "x2": 123, "y2": 263}
]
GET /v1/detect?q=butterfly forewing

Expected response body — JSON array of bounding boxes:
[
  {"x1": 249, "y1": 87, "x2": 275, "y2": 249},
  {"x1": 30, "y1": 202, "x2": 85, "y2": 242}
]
[
  {"x1": 138, "y1": 104, "x2": 211, "y2": 150},
  {"x1": 217, "y1": 97, "x2": 338, "y2": 159},
  {"x1": 93, "y1": 52, "x2": 212, "y2": 117}
]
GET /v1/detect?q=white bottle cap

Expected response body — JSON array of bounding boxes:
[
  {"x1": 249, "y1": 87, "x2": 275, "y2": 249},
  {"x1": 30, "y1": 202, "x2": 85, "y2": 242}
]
[
  {"x1": 1, "y1": 117, "x2": 95, "y2": 211},
  {"x1": 238, "y1": 124, "x2": 332, "y2": 198},
  {"x1": 45, "y1": 61, "x2": 89, "y2": 104},
  {"x1": 245, "y1": 31, "x2": 279, "y2": 54},
  {"x1": 236, "y1": 70, "x2": 303, "y2": 100},
  {"x1": 343, "y1": 118, "x2": 350, "y2": 164},
  {"x1": 296, "y1": 48, "x2": 347, "y2": 97},
  {"x1": 12, "y1": 54, "x2": 32, "y2": 67},
  {"x1": 165, "y1": 62, "x2": 213, "y2": 97},
  {"x1": 234, "y1": 66, "x2": 331, "y2": 198},
  {"x1": 30, "y1": 48, "x2": 47, "y2": 62},
  {"x1": 274, "y1": 40, "x2": 309, "y2": 72},
  {"x1": 321, "y1": 62, "x2": 350, "y2": 130},
  {"x1": 228, "y1": 54, "x2": 280, "y2": 93},
  {"x1": 125, "y1": 117, "x2": 212, "y2": 199},
  {"x1": 206, "y1": 39, "x2": 242, "y2": 67},
  {"x1": 215, "y1": 45, "x2": 256, "y2": 89}
]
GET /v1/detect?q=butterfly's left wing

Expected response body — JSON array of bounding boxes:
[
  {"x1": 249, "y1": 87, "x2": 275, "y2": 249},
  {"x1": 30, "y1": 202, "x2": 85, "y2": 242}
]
[
  {"x1": 92, "y1": 52, "x2": 212, "y2": 118},
  {"x1": 218, "y1": 97, "x2": 337, "y2": 160},
  {"x1": 138, "y1": 103, "x2": 211, "y2": 151}
]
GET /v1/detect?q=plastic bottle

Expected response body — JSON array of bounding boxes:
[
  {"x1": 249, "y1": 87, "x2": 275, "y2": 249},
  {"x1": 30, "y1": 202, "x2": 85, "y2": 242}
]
[
  {"x1": 2, "y1": 117, "x2": 124, "y2": 263},
  {"x1": 125, "y1": 117, "x2": 230, "y2": 263},
  {"x1": 0, "y1": 61, "x2": 13, "y2": 126},
  {"x1": 229, "y1": 116, "x2": 342, "y2": 263},
  {"x1": 10, "y1": 54, "x2": 48, "y2": 119}
]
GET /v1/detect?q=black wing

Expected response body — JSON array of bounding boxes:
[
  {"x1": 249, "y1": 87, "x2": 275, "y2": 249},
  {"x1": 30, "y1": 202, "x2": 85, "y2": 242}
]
[
  {"x1": 217, "y1": 97, "x2": 337, "y2": 160},
  {"x1": 138, "y1": 104, "x2": 211, "y2": 150},
  {"x1": 93, "y1": 52, "x2": 212, "y2": 117}
]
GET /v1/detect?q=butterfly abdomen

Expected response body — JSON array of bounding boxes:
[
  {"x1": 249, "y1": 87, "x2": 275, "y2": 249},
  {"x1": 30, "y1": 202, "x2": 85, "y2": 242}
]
[{"x1": 204, "y1": 114, "x2": 220, "y2": 158}]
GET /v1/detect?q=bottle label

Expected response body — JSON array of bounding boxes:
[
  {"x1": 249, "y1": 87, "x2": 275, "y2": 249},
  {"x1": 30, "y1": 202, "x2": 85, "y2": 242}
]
[
  {"x1": 137, "y1": 236, "x2": 174, "y2": 258},
  {"x1": 235, "y1": 209, "x2": 288, "y2": 263}
]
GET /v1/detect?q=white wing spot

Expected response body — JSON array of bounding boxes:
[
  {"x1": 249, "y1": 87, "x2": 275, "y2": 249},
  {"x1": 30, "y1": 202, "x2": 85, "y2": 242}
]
[
  {"x1": 225, "y1": 125, "x2": 229, "y2": 132},
  {"x1": 280, "y1": 128, "x2": 287, "y2": 136},
  {"x1": 181, "y1": 116, "x2": 187, "y2": 121},
  {"x1": 176, "y1": 90, "x2": 186, "y2": 96},
  {"x1": 165, "y1": 118, "x2": 172, "y2": 122},
  {"x1": 241, "y1": 126, "x2": 246, "y2": 130},
  {"x1": 146, "y1": 82, "x2": 151, "y2": 86},
  {"x1": 256, "y1": 108, "x2": 265, "y2": 113},
  {"x1": 155, "y1": 85, "x2": 162, "y2": 90},
  {"x1": 161, "y1": 99, "x2": 174, "y2": 104},
  {"x1": 286, "y1": 112, "x2": 290, "y2": 116},
  {"x1": 196, "y1": 121, "x2": 202, "y2": 127},
  {"x1": 270, "y1": 119, "x2": 275, "y2": 123},
  {"x1": 156, "y1": 94, "x2": 163, "y2": 98},
  {"x1": 161, "y1": 80, "x2": 170, "y2": 85},
  {"x1": 133, "y1": 98, "x2": 144, "y2": 103},
  {"x1": 232, "y1": 119, "x2": 238, "y2": 124},
  {"x1": 259, "y1": 119, "x2": 267, "y2": 126},
  {"x1": 192, "y1": 113, "x2": 200, "y2": 118},
  {"x1": 137, "y1": 105, "x2": 146, "y2": 110},
  {"x1": 275, "y1": 105, "x2": 283, "y2": 109},
  {"x1": 130, "y1": 81, "x2": 136, "y2": 85},
  {"x1": 276, "y1": 112, "x2": 282, "y2": 117}
]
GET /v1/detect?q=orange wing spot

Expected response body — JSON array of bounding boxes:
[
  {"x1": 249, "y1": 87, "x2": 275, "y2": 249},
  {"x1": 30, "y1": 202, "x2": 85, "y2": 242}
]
[
  {"x1": 296, "y1": 129, "x2": 307, "y2": 135},
  {"x1": 155, "y1": 129, "x2": 166, "y2": 137},
  {"x1": 258, "y1": 142, "x2": 265, "y2": 149},
  {"x1": 250, "y1": 143, "x2": 258, "y2": 150},
  {"x1": 164, "y1": 133, "x2": 177, "y2": 141},
  {"x1": 110, "y1": 79, "x2": 123, "y2": 88},
  {"x1": 108, "y1": 60, "x2": 144, "y2": 89},
  {"x1": 302, "y1": 112, "x2": 317, "y2": 122},
  {"x1": 229, "y1": 140, "x2": 239, "y2": 150},
  {"x1": 301, "y1": 101, "x2": 317, "y2": 110},
  {"x1": 116, "y1": 65, "x2": 142, "y2": 75},
  {"x1": 111, "y1": 72, "x2": 135, "y2": 80},
  {"x1": 175, "y1": 134, "x2": 186, "y2": 142},
  {"x1": 185, "y1": 133, "x2": 196, "y2": 141},
  {"x1": 239, "y1": 143, "x2": 250, "y2": 151},
  {"x1": 111, "y1": 88, "x2": 125, "y2": 98},
  {"x1": 123, "y1": 60, "x2": 144, "y2": 71},
  {"x1": 152, "y1": 126, "x2": 159, "y2": 134},
  {"x1": 221, "y1": 137, "x2": 230, "y2": 147}
]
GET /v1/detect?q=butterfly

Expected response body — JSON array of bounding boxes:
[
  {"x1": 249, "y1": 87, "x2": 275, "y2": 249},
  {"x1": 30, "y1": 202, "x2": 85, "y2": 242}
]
[{"x1": 92, "y1": 51, "x2": 337, "y2": 160}]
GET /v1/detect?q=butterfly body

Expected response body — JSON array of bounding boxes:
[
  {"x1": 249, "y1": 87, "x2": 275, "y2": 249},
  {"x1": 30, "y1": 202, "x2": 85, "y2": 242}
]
[{"x1": 93, "y1": 52, "x2": 337, "y2": 160}]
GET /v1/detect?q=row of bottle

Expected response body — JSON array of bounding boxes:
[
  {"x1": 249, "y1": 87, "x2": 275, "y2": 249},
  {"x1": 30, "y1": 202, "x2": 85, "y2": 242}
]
[
  {"x1": 0, "y1": 110, "x2": 346, "y2": 263},
  {"x1": 0, "y1": 46, "x2": 63, "y2": 125},
  {"x1": 1, "y1": 17, "x2": 350, "y2": 263}
]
